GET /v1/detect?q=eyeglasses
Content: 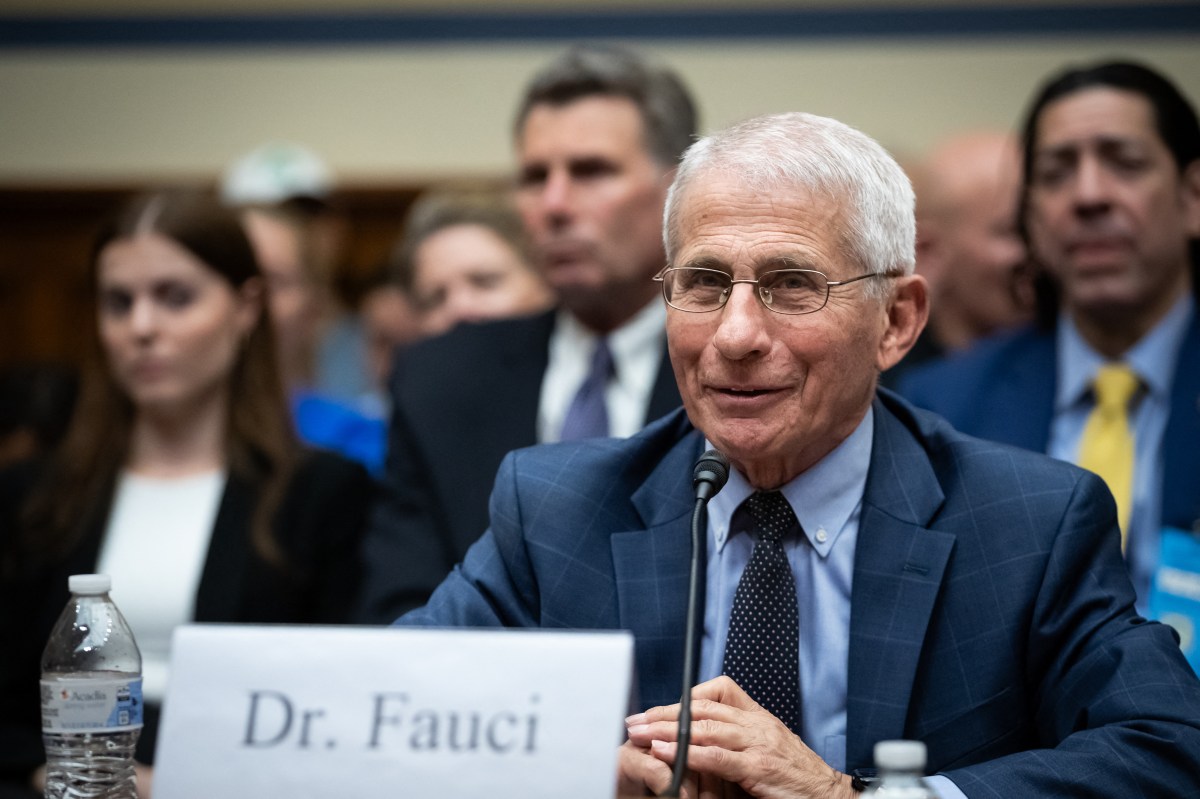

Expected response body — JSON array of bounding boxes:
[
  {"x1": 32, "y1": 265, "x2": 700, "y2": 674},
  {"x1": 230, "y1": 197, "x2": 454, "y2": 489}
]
[{"x1": 653, "y1": 266, "x2": 898, "y2": 315}]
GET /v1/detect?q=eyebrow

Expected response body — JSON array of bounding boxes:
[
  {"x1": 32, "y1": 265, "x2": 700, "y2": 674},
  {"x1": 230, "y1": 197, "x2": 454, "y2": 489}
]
[
  {"x1": 677, "y1": 253, "x2": 823, "y2": 272},
  {"x1": 1035, "y1": 133, "x2": 1152, "y2": 159}
]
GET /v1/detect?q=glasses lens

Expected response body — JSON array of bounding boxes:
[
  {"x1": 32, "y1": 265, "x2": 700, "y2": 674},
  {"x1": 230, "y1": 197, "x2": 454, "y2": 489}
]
[
  {"x1": 664, "y1": 268, "x2": 730, "y2": 311},
  {"x1": 759, "y1": 270, "x2": 828, "y2": 314}
]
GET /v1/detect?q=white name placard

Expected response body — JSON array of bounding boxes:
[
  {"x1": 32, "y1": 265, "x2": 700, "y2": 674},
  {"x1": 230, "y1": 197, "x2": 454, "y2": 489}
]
[{"x1": 154, "y1": 624, "x2": 634, "y2": 799}]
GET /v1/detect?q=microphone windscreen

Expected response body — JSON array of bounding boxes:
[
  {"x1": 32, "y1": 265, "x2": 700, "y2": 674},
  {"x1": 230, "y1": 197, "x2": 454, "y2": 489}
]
[{"x1": 693, "y1": 449, "x2": 730, "y2": 493}]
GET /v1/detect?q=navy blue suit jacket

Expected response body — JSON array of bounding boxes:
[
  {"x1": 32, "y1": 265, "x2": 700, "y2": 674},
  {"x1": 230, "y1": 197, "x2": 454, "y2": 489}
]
[
  {"x1": 401, "y1": 393, "x2": 1200, "y2": 794},
  {"x1": 895, "y1": 314, "x2": 1200, "y2": 532}
]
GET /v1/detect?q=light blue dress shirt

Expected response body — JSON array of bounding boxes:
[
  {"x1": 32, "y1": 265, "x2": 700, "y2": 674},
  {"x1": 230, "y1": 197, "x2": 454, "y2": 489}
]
[
  {"x1": 1048, "y1": 293, "x2": 1194, "y2": 613},
  {"x1": 698, "y1": 405, "x2": 964, "y2": 798}
]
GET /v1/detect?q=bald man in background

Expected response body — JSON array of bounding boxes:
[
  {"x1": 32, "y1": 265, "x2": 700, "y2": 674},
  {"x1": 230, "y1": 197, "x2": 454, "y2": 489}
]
[{"x1": 884, "y1": 132, "x2": 1031, "y2": 386}]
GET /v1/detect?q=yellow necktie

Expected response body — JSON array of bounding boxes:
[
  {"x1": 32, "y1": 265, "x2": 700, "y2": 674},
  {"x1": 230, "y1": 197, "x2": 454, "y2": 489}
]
[{"x1": 1077, "y1": 363, "x2": 1139, "y2": 548}]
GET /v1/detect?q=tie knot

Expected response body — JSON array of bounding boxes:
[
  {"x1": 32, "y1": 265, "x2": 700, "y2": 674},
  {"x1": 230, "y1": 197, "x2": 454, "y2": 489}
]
[
  {"x1": 742, "y1": 491, "x2": 797, "y2": 544},
  {"x1": 1092, "y1": 363, "x2": 1140, "y2": 412},
  {"x1": 590, "y1": 338, "x2": 614, "y2": 378}
]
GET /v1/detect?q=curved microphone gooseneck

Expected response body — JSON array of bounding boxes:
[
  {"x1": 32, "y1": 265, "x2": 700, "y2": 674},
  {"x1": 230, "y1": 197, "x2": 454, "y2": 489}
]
[{"x1": 667, "y1": 449, "x2": 730, "y2": 797}]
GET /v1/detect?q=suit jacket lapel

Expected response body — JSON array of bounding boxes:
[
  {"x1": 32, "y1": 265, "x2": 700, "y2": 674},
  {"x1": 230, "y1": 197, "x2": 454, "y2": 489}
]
[
  {"x1": 447, "y1": 312, "x2": 554, "y2": 556},
  {"x1": 989, "y1": 330, "x2": 1057, "y2": 452},
  {"x1": 612, "y1": 424, "x2": 704, "y2": 709},
  {"x1": 1163, "y1": 309, "x2": 1200, "y2": 530},
  {"x1": 471, "y1": 310, "x2": 552, "y2": 456},
  {"x1": 493, "y1": 310, "x2": 554, "y2": 440},
  {"x1": 846, "y1": 397, "x2": 955, "y2": 769},
  {"x1": 194, "y1": 474, "x2": 254, "y2": 621}
]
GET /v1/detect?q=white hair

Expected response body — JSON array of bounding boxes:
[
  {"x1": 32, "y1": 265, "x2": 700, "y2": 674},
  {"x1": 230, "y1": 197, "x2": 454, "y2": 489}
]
[{"x1": 663, "y1": 112, "x2": 915, "y2": 300}]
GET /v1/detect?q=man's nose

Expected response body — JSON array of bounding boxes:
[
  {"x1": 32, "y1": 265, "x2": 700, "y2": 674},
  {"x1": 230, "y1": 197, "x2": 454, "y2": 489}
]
[
  {"x1": 1071, "y1": 156, "x2": 1113, "y2": 216},
  {"x1": 539, "y1": 170, "x2": 574, "y2": 222},
  {"x1": 712, "y1": 283, "x2": 772, "y2": 359}
]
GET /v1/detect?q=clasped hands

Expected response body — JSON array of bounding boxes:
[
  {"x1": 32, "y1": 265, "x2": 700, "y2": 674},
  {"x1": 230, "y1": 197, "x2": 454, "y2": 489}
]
[{"x1": 617, "y1": 676, "x2": 856, "y2": 799}]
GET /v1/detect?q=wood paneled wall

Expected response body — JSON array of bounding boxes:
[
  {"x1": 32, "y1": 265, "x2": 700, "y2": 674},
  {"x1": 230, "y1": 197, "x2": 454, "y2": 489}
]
[{"x1": 0, "y1": 186, "x2": 423, "y2": 367}]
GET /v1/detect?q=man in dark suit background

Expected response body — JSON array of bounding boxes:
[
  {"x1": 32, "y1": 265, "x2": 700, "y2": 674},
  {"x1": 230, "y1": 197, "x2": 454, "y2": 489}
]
[
  {"x1": 899, "y1": 61, "x2": 1200, "y2": 612},
  {"x1": 356, "y1": 46, "x2": 693, "y2": 622},
  {"x1": 400, "y1": 110, "x2": 1200, "y2": 796}
]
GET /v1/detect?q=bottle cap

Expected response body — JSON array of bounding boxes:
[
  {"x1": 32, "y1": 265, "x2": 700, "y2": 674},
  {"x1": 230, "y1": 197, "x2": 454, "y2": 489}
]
[
  {"x1": 874, "y1": 740, "x2": 927, "y2": 772},
  {"x1": 68, "y1": 574, "x2": 112, "y2": 595}
]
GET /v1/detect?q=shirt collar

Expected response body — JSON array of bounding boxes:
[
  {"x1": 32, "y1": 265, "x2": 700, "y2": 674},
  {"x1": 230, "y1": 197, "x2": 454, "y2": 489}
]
[
  {"x1": 1055, "y1": 292, "x2": 1194, "y2": 410},
  {"x1": 555, "y1": 300, "x2": 667, "y2": 380},
  {"x1": 708, "y1": 405, "x2": 874, "y2": 559}
]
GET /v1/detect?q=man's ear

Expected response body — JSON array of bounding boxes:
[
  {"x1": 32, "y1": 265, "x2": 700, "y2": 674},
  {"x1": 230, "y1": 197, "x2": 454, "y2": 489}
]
[{"x1": 876, "y1": 274, "x2": 929, "y2": 373}]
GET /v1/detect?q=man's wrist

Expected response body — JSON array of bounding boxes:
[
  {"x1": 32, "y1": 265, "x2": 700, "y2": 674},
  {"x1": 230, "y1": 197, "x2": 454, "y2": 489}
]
[
  {"x1": 849, "y1": 768, "x2": 878, "y2": 792},
  {"x1": 826, "y1": 768, "x2": 860, "y2": 799}
]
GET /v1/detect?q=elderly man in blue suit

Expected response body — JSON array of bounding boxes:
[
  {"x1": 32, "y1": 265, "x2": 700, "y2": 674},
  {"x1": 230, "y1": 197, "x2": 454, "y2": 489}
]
[
  {"x1": 899, "y1": 62, "x2": 1200, "y2": 613},
  {"x1": 400, "y1": 110, "x2": 1200, "y2": 797}
]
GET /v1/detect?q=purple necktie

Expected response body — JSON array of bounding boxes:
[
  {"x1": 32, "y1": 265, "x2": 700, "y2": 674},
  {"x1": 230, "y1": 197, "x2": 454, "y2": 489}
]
[{"x1": 559, "y1": 338, "x2": 613, "y2": 441}]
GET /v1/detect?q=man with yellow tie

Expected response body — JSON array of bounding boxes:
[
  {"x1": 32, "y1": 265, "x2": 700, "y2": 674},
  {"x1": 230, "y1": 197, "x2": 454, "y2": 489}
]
[{"x1": 899, "y1": 59, "x2": 1200, "y2": 612}]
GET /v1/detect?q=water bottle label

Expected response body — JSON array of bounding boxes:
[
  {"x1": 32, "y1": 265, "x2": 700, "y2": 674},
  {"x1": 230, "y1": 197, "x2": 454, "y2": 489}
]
[{"x1": 40, "y1": 677, "x2": 144, "y2": 733}]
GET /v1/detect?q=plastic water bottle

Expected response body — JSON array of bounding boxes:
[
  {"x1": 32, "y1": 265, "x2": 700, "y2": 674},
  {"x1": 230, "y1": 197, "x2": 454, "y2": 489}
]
[
  {"x1": 867, "y1": 740, "x2": 935, "y2": 798},
  {"x1": 40, "y1": 574, "x2": 144, "y2": 799}
]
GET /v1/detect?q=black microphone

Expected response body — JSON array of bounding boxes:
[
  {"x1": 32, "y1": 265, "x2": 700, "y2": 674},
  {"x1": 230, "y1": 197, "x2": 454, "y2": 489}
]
[
  {"x1": 693, "y1": 451, "x2": 729, "y2": 503},
  {"x1": 668, "y1": 449, "x2": 730, "y2": 797}
]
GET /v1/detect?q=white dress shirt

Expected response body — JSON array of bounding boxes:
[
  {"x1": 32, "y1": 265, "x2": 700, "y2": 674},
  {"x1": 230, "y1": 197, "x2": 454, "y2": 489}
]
[
  {"x1": 97, "y1": 470, "x2": 225, "y2": 702},
  {"x1": 538, "y1": 300, "x2": 668, "y2": 443}
]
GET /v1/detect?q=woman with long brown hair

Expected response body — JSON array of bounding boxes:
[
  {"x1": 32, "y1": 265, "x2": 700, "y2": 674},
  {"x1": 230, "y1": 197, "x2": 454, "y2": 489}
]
[{"x1": 0, "y1": 190, "x2": 372, "y2": 797}]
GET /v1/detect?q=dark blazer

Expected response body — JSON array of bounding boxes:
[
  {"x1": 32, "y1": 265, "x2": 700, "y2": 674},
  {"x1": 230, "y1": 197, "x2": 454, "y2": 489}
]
[
  {"x1": 400, "y1": 395, "x2": 1200, "y2": 794},
  {"x1": 0, "y1": 450, "x2": 372, "y2": 787},
  {"x1": 896, "y1": 313, "x2": 1200, "y2": 532},
  {"x1": 357, "y1": 309, "x2": 681, "y2": 622}
]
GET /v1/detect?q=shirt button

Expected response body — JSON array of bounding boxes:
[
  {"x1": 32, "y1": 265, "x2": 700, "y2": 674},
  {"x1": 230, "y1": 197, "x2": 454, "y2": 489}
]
[{"x1": 815, "y1": 527, "x2": 828, "y2": 544}]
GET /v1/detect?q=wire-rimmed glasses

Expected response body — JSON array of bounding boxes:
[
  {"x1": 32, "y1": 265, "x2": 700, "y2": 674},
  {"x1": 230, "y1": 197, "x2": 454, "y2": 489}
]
[{"x1": 653, "y1": 266, "x2": 898, "y2": 315}]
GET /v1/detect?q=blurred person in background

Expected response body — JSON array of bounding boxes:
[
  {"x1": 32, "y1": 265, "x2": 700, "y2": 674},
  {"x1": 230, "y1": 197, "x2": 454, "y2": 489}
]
[
  {"x1": 390, "y1": 186, "x2": 554, "y2": 337},
  {"x1": 356, "y1": 44, "x2": 692, "y2": 622},
  {"x1": 239, "y1": 202, "x2": 388, "y2": 473},
  {"x1": 221, "y1": 142, "x2": 364, "y2": 400},
  {"x1": 883, "y1": 131, "x2": 1031, "y2": 386},
  {"x1": 0, "y1": 191, "x2": 372, "y2": 799},
  {"x1": 240, "y1": 203, "x2": 330, "y2": 394},
  {"x1": 0, "y1": 363, "x2": 78, "y2": 469},
  {"x1": 224, "y1": 143, "x2": 393, "y2": 473},
  {"x1": 353, "y1": 270, "x2": 422, "y2": 421},
  {"x1": 899, "y1": 61, "x2": 1200, "y2": 613}
]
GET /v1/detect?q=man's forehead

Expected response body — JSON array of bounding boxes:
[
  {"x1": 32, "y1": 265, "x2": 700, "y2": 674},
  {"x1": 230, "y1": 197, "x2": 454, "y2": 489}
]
[
  {"x1": 516, "y1": 95, "x2": 650, "y2": 159},
  {"x1": 673, "y1": 179, "x2": 848, "y2": 267},
  {"x1": 676, "y1": 173, "x2": 841, "y2": 228},
  {"x1": 1034, "y1": 87, "x2": 1161, "y2": 152}
]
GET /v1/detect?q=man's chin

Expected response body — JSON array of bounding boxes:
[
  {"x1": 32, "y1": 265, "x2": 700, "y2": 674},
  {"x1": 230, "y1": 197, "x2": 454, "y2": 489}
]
[
  {"x1": 703, "y1": 423, "x2": 784, "y2": 469},
  {"x1": 545, "y1": 260, "x2": 600, "y2": 288},
  {"x1": 1068, "y1": 282, "x2": 1155, "y2": 322},
  {"x1": 552, "y1": 275, "x2": 623, "y2": 319}
]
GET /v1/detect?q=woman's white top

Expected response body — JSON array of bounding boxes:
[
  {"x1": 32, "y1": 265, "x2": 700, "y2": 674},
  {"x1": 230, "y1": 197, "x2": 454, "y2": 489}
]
[{"x1": 96, "y1": 469, "x2": 225, "y2": 703}]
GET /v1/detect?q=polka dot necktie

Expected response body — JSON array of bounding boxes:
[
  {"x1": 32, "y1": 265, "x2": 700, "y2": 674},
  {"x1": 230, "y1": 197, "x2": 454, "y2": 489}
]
[{"x1": 722, "y1": 490, "x2": 801, "y2": 734}]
